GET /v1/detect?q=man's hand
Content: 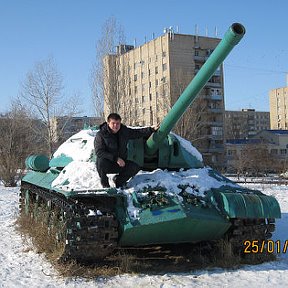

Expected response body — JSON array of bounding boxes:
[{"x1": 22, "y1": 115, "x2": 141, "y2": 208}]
[
  {"x1": 117, "y1": 157, "x2": 125, "y2": 167},
  {"x1": 151, "y1": 123, "x2": 160, "y2": 131}
]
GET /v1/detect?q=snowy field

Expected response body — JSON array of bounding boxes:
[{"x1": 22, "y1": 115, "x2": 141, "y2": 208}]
[{"x1": 1, "y1": 182, "x2": 288, "y2": 288}]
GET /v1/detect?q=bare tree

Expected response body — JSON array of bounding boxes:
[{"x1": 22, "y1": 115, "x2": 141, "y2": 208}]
[
  {"x1": 0, "y1": 102, "x2": 45, "y2": 186},
  {"x1": 20, "y1": 56, "x2": 79, "y2": 155},
  {"x1": 224, "y1": 115, "x2": 248, "y2": 140},
  {"x1": 90, "y1": 16, "x2": 127, "y2": 118},
  {"x1": 167, "y1": 69, "x2": 209, "y2": 144},
  {"x1": 232, "y1": 142, "x2": 273, "y2": 176}
]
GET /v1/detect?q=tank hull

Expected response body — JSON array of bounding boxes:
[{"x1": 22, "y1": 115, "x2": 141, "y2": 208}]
[{"x1": 119, "y1": 205, "x2": 231, "y2": 246}]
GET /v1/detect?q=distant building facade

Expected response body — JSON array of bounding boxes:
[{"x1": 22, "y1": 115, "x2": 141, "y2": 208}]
[
  {"x1": 224, "y1": 109, "x2": 270, "y2": 139},
  {"x1": 255, "y1": 130, "x2": 288, "y2": 160},
  {"x1": 104, "y1": 31, "x2": 226, "y2": 167},
  {"x1": 269, "y1": 86, "x2": 288, "y2": 129},
  {"x1": 50, "y1": 116, "x2": 103, "y2": 143},
  {"x1": 226, "y1": 130, "x2": 288, "y2": 173}
]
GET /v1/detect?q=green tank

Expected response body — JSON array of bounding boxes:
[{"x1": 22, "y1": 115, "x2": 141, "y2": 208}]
[{"x1": 20, "y1": 23, "x2": 281, "y2": 263}]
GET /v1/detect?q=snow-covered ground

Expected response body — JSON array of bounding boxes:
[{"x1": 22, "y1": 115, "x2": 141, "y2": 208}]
[{"x1": 1, "y1": 182, "x2": 288, "y2": 288}]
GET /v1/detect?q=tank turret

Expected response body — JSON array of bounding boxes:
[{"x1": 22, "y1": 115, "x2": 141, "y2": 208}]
[{"x1": 127, "y1": 23, "x2": 245, "y2": 169}]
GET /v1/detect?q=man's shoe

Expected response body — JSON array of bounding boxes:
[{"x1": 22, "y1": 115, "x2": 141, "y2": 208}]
[
  {"x1": 101, "y1": 181, "x2": 110, "y2": 188},
  {"x1": 112, "y1": 175, "x2": 118, "y2": 187},
  {"x1": 113, "y1": 175, "x2": 126, "y2": 188}
]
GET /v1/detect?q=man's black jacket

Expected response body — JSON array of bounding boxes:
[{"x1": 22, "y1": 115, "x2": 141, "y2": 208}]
[{"x1": 94, "y1": 122, "x2": 154, "y2": 162}]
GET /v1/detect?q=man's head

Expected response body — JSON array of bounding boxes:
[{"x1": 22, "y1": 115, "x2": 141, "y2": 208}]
[{"x1": 107, "y1": 113, "x2": 121, "y2": 133}]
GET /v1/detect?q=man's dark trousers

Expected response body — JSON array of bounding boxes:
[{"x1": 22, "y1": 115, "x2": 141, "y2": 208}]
[{"x1": 96, "y1": 158, "x2": 140, "y2": 188}]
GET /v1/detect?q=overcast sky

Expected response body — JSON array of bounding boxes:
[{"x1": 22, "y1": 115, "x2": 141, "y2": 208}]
[{"x1": 1, "y1": 0, "x2": 288, "y2": 116}]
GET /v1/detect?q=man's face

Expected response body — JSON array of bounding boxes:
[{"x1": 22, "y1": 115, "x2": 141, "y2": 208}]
[{"x1": 108, "y1": 119, "x2": 121, "y2": 133}]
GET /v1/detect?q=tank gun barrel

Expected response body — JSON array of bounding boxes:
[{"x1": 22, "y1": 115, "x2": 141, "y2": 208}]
[{"x1": 145, "y1": 23, "x2": 246, "y2": 156}]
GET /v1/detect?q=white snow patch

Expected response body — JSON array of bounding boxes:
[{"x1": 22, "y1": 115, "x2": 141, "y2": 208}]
[
  {"x1": 52, "y1": 161, "x2": 235, "y2": 196},
  {"x1": 52, "y1": 129, "x2": 97, "y2": 161},
  {"x1": 126, "y1": 167, "x2": 236, "y2": 197},
  {"x1": 172, "y1": 132, "x2": 203, "y2": 162},
  {"x1": 52, "y1": 161, "x2": 101, "y2": 191}
]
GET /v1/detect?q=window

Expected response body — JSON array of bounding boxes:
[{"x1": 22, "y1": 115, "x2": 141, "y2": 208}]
[
  {"x1": 134, "y1": 86, "x2": 137, "y2": 94},
  {"x1": 271, "y1": 149, "x2": 278, "y2": 155},
  {"x1": 280, "y1": 149, "x2": 287, "y2": 155},
  {"x1": 142, "y1": 96, "x2": 145, "y2": 103},
  {"x1": 162, "y1": 51, "x2": 166, "y2": 57},
  {"x1": 211, "y1": 126, "x2": 223, "y2": 136},
  {"x1": 155, "y1": 66, "x2": 158, "y2": 74},
  {"x1": 155, "y1": 79, "x2": 159, "y2": 86},
  {"x1": 163, "y1": 87, "x2": 168, "y2": 96},
  {"x1": 134, "y1": 74, "x2": 137, "y2": 81},
  {"x1": 149, "y1": 93, "x2": 152, "y2": 101},
  {"x1": 162, "y1": 63, "x2": 167, "y2": 71},
  {"x1": 141, "y1": 72, "x2": 144, "y2": 79}
]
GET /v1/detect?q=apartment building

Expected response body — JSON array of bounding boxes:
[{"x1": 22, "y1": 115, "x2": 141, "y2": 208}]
[
  {"x1": 104, "y1": 31, "x2": 225, "y2": 167},
  {"x1": 224, "y1": 109, "x2": 270, "y2": 139},
  {"x1": 269, "y1": 86, "x2": 288, "y2": 129}
]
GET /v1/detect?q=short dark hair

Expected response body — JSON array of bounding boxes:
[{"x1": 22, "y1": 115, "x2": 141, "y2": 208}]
[{"x1": 107, "y1": 113, "x2": 121, "y2": 122}]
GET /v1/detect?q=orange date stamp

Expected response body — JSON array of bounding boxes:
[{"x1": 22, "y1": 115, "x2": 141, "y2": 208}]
[{"x1": 243, "y1": 240, "x2": 288, "y2": 254}]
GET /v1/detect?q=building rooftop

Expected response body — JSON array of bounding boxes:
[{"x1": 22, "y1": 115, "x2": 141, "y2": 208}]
[{"x1": 266, "y1": 130, "x2": 288, "y2": 135}]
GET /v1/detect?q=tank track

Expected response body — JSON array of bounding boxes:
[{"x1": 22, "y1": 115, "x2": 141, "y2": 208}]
[
  {"x1": 20, "y1": 182, "x2": 119, "y2": 263},
  {"x1": 228, "y1": 218, "x2": 276, "y2": 253}
]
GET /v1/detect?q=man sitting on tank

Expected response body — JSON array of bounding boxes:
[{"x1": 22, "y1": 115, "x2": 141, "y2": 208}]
[{"x1": 94, "y1": 113, "x2": 157, "y2": 188}]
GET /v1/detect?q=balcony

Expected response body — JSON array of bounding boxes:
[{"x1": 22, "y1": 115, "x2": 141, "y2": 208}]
[
  {"x1": 208, "y1": 108, "x2": 223, "y2": 113},
  {"x1": 210, "y1": 94, "x2": 222, "y2": 101},
  {"x1": 208, "y1": 134, "x2": 223, "y2": 140},
  {"x1": 206, "y1": 121, "x2": 223, "y2": 126},
  {"x1": 208, "y1": 145, "x2": 224, "y2": 153},
  {"x1": 206, "y1": 81, "x2": 221, "y2": 88},
  {"x1": 194, "y1": 55, "x2": 206, "y2": 62},
  {"x1": 202, "y1": 94, "x2": 223, "y2": 101}
]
